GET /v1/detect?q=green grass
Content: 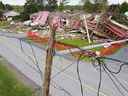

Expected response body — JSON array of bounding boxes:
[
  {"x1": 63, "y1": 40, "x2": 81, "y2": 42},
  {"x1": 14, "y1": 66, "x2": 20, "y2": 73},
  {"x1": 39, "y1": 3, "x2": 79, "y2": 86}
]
[
  {"x1": 0, "y1": 59, "x2": 33, "y2": 96},
  {"x1": 59, "y1": 39, "x2": 104, "y2": 62},
  {"x1": 0, "y1": 21, "x2": 10, "y2": 29},
  {"x1": 59, "y1": 39, "x2": 91, "y2": 47},
  {"x1": 59, "y1": 38, "x2": 103, "y2": 51}
]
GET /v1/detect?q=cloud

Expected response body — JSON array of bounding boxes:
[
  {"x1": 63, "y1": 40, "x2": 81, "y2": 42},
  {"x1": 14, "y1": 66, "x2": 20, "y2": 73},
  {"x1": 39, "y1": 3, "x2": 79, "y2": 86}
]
[{"x1": 1, "y1": 0, "x2": 26, "y2": 5}]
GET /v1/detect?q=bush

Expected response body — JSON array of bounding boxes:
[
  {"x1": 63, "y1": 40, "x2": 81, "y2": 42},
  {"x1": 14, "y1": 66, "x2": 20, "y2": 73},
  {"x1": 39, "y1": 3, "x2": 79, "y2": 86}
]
[
  {"x1": 120, "y1": 2, "x2": 128, "y2": 14},
  {"x1": 12, "y1": 15, "x2": 22, "y2": 21}
]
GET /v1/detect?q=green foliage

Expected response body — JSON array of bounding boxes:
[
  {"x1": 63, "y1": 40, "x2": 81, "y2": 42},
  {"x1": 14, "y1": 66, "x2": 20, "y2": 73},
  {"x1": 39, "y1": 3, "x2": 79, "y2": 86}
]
[
  {"x1": 45, "y1": 0, "x2": 58, "y2": 12},
  {"x1": 112, "y1": 14, "x2": 128, "y2": 26},
  {"x1": 60, "y1": 39, "x2": 90, "y2": 47},
  {"x1": 57, "y1": 3, "x2": 65, "y2": 11},
  {"x1": 0, "y1": 21, "x2": 10, "y2": 28},
  {"x1": 0, "y1": 2, "x2": 13, "y2": 11},
  {"x1": 0, "y1": 9, "x2": 3, "y2": 17},
  {"x1": 64, "y1": 5, "x2": 83, "y2": 11},
  {"x1": 0, "y1": 60, "x2": 33, "y2": 96},
  {"x1": 5, "y1": 4, "x2": 13, "y2": 10},
  {"x1": 120, "y1": 2, "x2": 128, "y2": 14},
  {"x1": 83, "y1": 0, "x2": 108, "y2": 13},
  {"x1": 110, "y1": 2, "x2": 128, "y2": 26},
  {"x1": 0, "y1": 1, "x2": 5, "y2": 10},
  {"x1": 21, "y1": 1, "x2": 44, "y2": 21},
  {"x1": 83, "y1": 0, "x2": 94, "y2": 13},
  {"x1": 12, "y1": 6, "x2": 24, "y2": 13},
  {"x1": 12, "y1": 15, "x2": 22, "y2": 21}
]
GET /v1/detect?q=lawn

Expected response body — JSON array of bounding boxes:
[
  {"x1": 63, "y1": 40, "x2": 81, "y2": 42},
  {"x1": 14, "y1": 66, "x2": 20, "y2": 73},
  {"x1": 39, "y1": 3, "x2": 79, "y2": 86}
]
[
  {"x1": 59, "y1": 39, "x2": 91, "y2": 47},
  {"x1": 59, "y1": 38, "x2": 103, "y2": 51},
  {"x1": 0, "y1": 59, "x2": 33, "y2": 96},
  {"x1": 59, "y1": 39, "x2": 103, "y2": 62},
  {"x1": 0, "y1": 21, "x2": 10, "y2": 29}
]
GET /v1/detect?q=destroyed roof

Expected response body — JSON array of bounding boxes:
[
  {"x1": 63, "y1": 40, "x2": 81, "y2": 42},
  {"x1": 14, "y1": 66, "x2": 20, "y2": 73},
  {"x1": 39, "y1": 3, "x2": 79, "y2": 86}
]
[{"x1": 30, "y1": 11, "x2": 50, "y2": 26}]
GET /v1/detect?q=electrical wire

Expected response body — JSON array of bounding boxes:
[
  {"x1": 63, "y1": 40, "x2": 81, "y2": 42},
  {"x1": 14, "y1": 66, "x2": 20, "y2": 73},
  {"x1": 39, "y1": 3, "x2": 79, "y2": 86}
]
[
  {"x1": 52, "y1": 62, "x2": 74, "y2": 79},
  {"x1": 103, "y1": 62, "x2": 128, "y2": 94},
  {"x1": 28, "y1": 41, "x2": 42, "y2": 76},
  {"x1": 96, "y1": 58, "x2": 102, "y2": 96},
  {"x1": 51, "y1": 81, "x2": 73, "y2": 96},
  {"x1": 76, "y1": 54, "x2": 85, "y2": 96},
  {"x1": 19, "y1": 39, "x2": 42, "y2": 77},
  {"x1": 102, "y1": 63, "x2": 125, "y2": 96},
  {"x1": 99, "y1": 57, "x2": 128, "y2": 74},
  {"x1": 95, "y1": 57, "x2": 128, "y2": 96}
]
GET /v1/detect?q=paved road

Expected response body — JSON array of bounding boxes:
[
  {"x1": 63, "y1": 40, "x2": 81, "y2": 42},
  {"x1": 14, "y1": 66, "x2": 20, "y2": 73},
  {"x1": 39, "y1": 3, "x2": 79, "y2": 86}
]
[{"x1": 0, "y1": 34, "x2": 128, "y2": 96}]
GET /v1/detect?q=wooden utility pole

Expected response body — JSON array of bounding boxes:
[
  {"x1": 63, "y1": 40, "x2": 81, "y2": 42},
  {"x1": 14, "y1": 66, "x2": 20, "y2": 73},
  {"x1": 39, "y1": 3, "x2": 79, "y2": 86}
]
[{"x1": 42, "y1": 25, "x2": 56, "y2": 96}]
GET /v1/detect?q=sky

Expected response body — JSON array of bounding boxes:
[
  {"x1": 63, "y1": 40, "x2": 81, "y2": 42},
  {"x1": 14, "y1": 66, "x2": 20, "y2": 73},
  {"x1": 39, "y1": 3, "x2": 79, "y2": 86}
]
[{"x1": 0, "y1": 0, "x2": 128, "y2": 5}]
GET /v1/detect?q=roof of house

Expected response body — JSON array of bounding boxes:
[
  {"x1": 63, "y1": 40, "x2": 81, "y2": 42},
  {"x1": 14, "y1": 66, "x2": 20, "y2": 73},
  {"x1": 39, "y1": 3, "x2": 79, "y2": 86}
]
[{"x1": 3, "y1": 11, "x2": 20, "y2": 17}]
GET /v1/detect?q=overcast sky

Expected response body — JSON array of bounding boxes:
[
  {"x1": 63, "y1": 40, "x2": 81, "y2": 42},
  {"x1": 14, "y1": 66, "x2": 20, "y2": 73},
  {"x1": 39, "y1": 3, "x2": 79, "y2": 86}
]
[{"x1": 0, "y1": 0, "x2": 128, "y2": 5}]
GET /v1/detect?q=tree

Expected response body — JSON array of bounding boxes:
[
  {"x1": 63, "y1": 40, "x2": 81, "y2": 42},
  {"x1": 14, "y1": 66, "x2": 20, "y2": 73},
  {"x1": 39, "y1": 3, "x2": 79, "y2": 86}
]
[
  {"x1": 0, "y1": 1, "x2": 5, "y2": 10},
  {"x1": 57, "y1": 0, "x2": 68, "y2": 11},
  {"x1": 83, "y1": 0, "x2": 94, "y2": 13},
  {"x1": 21, "y1": 0, "x2": 44, "y2": 21},
  {"x1": 5, "y1": 4, "x2": 13, "y2": 10},
  {"x1": 108, "y1": 4, "x2": 120, "y2": 16},
  {"x1": 0, "y1": 9, "x2": 3, "y2": 18},
  {"x1": 82, "y1": 0, "x2": 108, "y2": 13},
  {"x1": 45, "y1": 0, "x2": 58, "y2": 11},
  {"x1": 120, "y1": 2, "x2": 128, "y2": 14},
  {"x1": 93, "y1": 0, "x2": 108, "y2": 13}
]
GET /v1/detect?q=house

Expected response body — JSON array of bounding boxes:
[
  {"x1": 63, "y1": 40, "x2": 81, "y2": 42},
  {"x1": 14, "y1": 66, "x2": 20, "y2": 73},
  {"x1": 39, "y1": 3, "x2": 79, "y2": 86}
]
[{"x1": 3, "y1": 11, "x2": 20, "y2": 21}]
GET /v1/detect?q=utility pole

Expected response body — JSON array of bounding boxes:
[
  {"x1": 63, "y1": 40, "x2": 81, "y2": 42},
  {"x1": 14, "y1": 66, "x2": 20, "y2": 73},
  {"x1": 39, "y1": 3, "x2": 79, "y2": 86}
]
[{"x1": 42, "y1": 25, "x2": 56, "y2": 96}]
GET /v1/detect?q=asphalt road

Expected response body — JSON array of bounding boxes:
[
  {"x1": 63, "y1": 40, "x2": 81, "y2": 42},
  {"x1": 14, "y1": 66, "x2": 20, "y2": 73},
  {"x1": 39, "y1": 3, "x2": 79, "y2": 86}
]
[{"x1": 0, "y1": 34, "x2": 128, "y2": 96}]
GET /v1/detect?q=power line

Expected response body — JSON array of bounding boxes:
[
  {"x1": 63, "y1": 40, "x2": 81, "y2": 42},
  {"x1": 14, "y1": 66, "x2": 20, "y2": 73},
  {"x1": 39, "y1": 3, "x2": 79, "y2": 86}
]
[
  {"x1": 51, "y1": 81, "x2": 73, "y2": 96},
  {"x1": 76, "y1": 54, "x2": 85, "y2": 96},
  {"x1": 99, "y1": 57, "x2": 128, "y2": 74},
  {"x1": 95, "y1": 57, "x2": 128, "y2": 96},
  {"x1": 28, "y1": 41, "x2": 43, "y2": 76},
  {"x1": 19, "y1": 39, "x2": 42, "y2": 76},
  {"x1": 96, "y1": 58, "x2": 102, "y2": 96},
  {"x1": 102, "y1": 63, "x2": 125, "y2": 96},
  {"x1": 102, "y1": 62, "x2": 128, "y2": 94}
]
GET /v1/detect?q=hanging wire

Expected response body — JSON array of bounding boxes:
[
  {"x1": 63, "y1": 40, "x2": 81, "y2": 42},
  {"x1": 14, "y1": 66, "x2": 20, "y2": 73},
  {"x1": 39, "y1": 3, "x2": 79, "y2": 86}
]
[
  {"x1": 52, "y1": 61, "x2": 74, "y2": 79},
  {"x1": 96, "y1": 58, "x2": 102, "y2": 96},
  {"x1": 76, "y1": 54, "x2": 85, "y2": 96},
  {"x1": 51, "y1": 81, "x2": 73, "y2": 96},
  {"x1": 99, "y1": 57, "x2": 128, "y2": 74},
  {"x1": 28, "y1": 41, "x2": 43, "y2": 76},
  {"x1": 95, "y1": 57, "x2": 128, "y2": 96},
  {"x1": 102, "y1": 63, "x2": 125, "y2": 96},
  {"x1": 19, "y1": 39, "x2": 42, "y2": 77},
  {"x1": 103, "y1": 62, "x2": 128, "y2": 94}
]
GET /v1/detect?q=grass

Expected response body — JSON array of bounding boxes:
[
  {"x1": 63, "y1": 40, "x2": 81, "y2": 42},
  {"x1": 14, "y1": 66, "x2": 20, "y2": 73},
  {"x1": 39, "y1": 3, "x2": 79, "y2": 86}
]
[
  {"x1": 0, "y1": 59, "x2": 33, "y2": 96},
  {"x1": 59, "y1": 38, "x2": 103, "y2": 62},
  {"x1": 59, "y1": 38, "x2": 103, "y2": 51},
  {"x1": 59, "y1": 39, "x2": 91, "y2": 47},
  {"x1": 0, "y1": 21, "x2": 10, "y2": 29}
]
